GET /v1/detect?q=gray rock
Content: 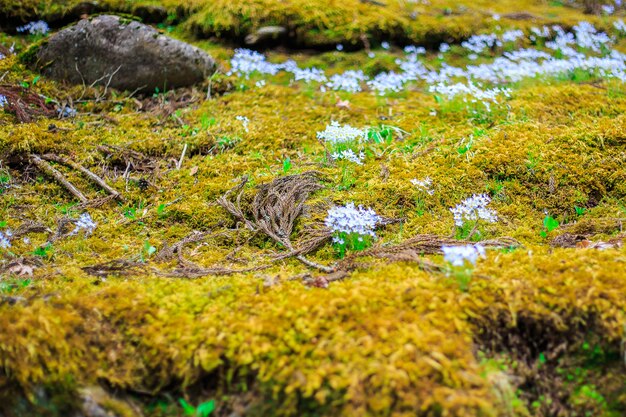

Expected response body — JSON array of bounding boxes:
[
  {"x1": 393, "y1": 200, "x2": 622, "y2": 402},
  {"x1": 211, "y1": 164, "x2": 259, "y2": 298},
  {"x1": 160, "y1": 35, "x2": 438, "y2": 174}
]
[{"x1": 34, "y1": 15, "x2": 216, "y2": 92}]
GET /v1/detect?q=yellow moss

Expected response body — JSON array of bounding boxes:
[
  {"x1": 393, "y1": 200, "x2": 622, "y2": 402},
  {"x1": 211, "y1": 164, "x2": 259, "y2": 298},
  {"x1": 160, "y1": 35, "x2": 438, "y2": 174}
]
[{"x1": 1, "y1": 3, "x2": 626, "y2": 416}]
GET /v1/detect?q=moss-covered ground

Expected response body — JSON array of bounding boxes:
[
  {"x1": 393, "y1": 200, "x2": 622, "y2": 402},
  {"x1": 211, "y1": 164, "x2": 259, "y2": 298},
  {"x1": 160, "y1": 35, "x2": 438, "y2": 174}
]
[{"x1": 1, "y1": 1, "x2": 626, "y2": 416}]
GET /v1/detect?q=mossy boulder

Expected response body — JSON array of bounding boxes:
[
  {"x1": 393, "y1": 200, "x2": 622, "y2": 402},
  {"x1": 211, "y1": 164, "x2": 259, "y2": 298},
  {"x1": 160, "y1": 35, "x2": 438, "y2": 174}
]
[{"x1": 30, "y1": 14, "x2": 216, "y2": 92}]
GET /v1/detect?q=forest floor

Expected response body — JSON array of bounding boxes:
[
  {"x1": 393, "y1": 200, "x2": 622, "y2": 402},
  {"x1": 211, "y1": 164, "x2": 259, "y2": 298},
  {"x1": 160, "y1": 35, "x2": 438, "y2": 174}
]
[{"x1": 1, "y1": 1, "x2": 626, "y2": 416}]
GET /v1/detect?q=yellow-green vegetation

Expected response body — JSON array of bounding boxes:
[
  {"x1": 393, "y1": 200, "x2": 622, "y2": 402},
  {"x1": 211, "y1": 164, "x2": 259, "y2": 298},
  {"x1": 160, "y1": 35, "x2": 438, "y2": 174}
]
[
  {"x1": 0, "y1": 0, "x2": 619, "y2": 47},
  {"x1": 2, "y1": 1, "x2": 626, "y2": 416}
]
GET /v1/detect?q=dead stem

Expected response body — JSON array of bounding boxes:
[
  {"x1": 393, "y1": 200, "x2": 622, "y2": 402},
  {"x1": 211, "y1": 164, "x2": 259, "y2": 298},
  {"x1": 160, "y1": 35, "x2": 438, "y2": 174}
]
[
  {"x1": 29, "y1": 154, "x2": 88, "y2": 203},
  {"x1": 40, "y1": 153, "x2": 123, "y2": 200}
]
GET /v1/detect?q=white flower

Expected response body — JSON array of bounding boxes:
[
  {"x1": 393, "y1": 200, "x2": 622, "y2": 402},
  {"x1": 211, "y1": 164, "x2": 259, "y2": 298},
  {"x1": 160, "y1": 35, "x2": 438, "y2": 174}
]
[
  {"x1": 331, "y1": 149, "x2": 365, "y2": 164},
  {"x1": 326, "y1": 70, "x2": 366, "y2": 93},
  {"x1": 439, "y1": 43, "x2": 450, "y2": 53},
  {"x1": 336, "y1": 44, "x2": 344, "y2": 51},
  {"x1": 17, "y1": 20, "x2": 49, "y2": 35},
  {"x1": 69, "y1": 213, "x2": 97, "y2": 236},
  {"x1": 602, "y1": 4, "x2": 615, "y2": 15},
  {"x1": 325, "y1": 203, "x2": 380, "y2": 237},
  {"x1": 381, "y1": 41, "x2": 390, "y2": 50},
  {"x1": 292, "y1": 67, "x2": 327, "y2": 83},
  {"x1": 410, "y1": 177, "x2": 434, "y2": 195},
  {"x1": 442, "y1": 244, "x2": 486, "y2": 266},
  {"x1": 228, "y1": 49, "x2": 281, "y2": 78},
  {"x1": 450, "y1": 194, "x2": 497, "y2": 227},
  {"x1": 235, "y1": 115, "x2": 249, "y2": 132},
  {"x1": 404, "y1": 45, "x2": 426, "y2": 55},
  {"x1": 0, "y1": 94, "x2": 8, "y2": 107},
  {"x1": 255, "y1": 79, "x2": 266, "y2": 88},
  {"x1": 367, "y1": 71, "x2": 406, "y2": 94},
  {"x1": 316, "y1": 121, "x2": 367, "y2": 144},
  {"x1": 0, "y1": 229, "x2": 12, "y2": 249}
]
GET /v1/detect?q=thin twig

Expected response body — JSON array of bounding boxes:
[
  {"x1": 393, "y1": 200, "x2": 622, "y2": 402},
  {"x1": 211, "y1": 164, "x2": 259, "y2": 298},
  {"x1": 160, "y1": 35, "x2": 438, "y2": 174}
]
[
  {"x1": 176, "y1": 143, "x2": 188, "y2": 170},
  {"x1": 29, "y1": 155, "x2": 88, "y2": 203},
  {"x1": 40, "y1": 153, "x2": 123, "y2": 200}
]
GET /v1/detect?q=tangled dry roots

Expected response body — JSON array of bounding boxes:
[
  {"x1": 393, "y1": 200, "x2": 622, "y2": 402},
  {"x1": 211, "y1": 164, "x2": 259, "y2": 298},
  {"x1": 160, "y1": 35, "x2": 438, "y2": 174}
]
[
  {"x1": 218, "y1": 171, "x2": 333, "y2": 272},
  {"x1": 0, "y1": 85, "x2": 56, "y2": 123}
]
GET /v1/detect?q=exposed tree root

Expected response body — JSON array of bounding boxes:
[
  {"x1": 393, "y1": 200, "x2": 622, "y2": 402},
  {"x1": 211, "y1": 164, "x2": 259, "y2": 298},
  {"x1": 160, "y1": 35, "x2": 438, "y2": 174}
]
[
  {"x1": 301, "y1": 235, "x2": 521, "y2": 287},
  {"x1": 156, "y1": 263, "x2": 272, "y2": 279},
  {"x1": 82, "y1": 259, "x2": 147, "y2": 278}
]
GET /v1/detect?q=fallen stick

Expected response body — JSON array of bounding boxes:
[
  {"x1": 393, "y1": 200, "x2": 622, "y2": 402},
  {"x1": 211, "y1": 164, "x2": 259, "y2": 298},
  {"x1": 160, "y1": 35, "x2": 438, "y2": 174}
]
[
  {"x1": 41, "y1": 153, "x2": 123, "y2": 200},
  {"x1": 30, "y1": 154, "x2": 88, "y2": 203},
  {"x1": 176, "y1": 143, "x2": 188, "y2": 170}
]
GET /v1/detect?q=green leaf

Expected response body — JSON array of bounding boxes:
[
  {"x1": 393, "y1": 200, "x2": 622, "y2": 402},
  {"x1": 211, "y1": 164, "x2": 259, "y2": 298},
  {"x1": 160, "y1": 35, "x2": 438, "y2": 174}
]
[
  {"x1": 143, "y1": 240, "x2": 156, "y2": 257},
  {"x1": 196, "y1": 400, "x2": 216, "y2": 417},
  {"x1": 543, "y1": 215, "x2": 559, "y2": 232},
  {"x1": 282, "y1": 157, "x2": 292, "y2": 173},
  {"x1": 178, "y1": 399, "x2": 196, "y2": 416},
  {"x1": 32, "y1": 75, "x2": 41, "y2": 85}
]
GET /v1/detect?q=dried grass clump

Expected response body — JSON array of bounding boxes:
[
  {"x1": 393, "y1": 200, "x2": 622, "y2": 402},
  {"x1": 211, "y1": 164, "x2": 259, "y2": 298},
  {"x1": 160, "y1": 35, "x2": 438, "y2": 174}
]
[
  {"x1": 217, "y1": 171, "x2": 333, "y2": 272},
  {"x1": 0, "y1": 84, "x2": 55, "y2": 123}
]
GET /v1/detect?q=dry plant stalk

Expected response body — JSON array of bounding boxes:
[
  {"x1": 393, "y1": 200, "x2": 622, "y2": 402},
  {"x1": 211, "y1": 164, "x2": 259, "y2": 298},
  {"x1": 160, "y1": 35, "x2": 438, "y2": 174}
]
[
  {"x1": 29, "y1": 154, "x2": 89, "y2": 203},
  {"x1": 30, "y1": 153, "x2": 123, "y2": 205},
  {"x1": 40, "y1": 153, "x2": 123, "y2": 200}
]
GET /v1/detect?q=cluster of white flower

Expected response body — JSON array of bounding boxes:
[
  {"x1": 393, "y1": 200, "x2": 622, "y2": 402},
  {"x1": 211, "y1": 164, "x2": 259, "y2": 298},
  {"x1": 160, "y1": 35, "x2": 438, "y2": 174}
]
[
  {"x1": 429, "y1": 82, "x2": 511, "y2": 107},
  {"x1": 331, "y1": 149, "x2": 365, "y2": 165},
  {"x1": 530, "y1": 26, "x2": 551, "y2": 41},
  {"x1": 450, "y1": 194, "x2": 497, "y2": 227},
  {"x1": 228, "y1": 49, "x2": 282, "y2": 78},
  {"x1": 293, "y1": 67, "x2": 327, "y2": 83},
  {"x1": 235, "y1": 115, "x2": 249, "y2": 132},
  {"x1": 442, "y1": 244, "x2": 486, "y2": 267},
  {"x1": 227, "y1": 21, "x2": 626, "y2": 101},
  {"x1": 17, "y1": 20, "x2": 49, "y2": 35},
  {"x1": 69, "y1": 213, "x2": 97, "y2": 236},
  {"x1": 367, "y1": 71, "x2": 406, "y2": 94},
  {"x1": 404, "y1": 45, "x2": 426, "y2": 55},
  {"x1": 325, "y1": 203, "x2": 380, "y2": 240},
  {"x1": 316, "y1": 121, "x2": 366, "y2": 144},
  {"x1": 0, "y1": 229, "x2": 12, "y2": 249},
  {"x1": 0, "y1": 94, "x2": 8, "y2": 108},
  {"x1": 410, "y1": 177, "x2": 434, "y2": 195},
  {"x1": 501, "y1": 29, "x2": 525, "y2": 43},
  {"x1": 614, "y1": 19, "x2": 626, "y2": 33},
  {"x1": 602, "y1": 4, "x2": 615, "y2": 15},
  {"x1": 326, "y1": 70, "x2": 366, "y2": 93},
  {"x1": 462, "y1": 33, "x2": 499, "y2": 54}
]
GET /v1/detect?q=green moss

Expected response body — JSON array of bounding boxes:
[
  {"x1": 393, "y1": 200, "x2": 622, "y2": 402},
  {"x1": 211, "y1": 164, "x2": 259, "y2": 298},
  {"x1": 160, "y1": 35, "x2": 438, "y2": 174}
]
[{"x1": 2, "y1": 2, "x2": 626, "y2": 416}]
